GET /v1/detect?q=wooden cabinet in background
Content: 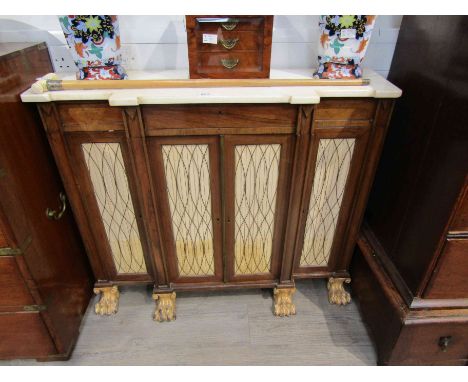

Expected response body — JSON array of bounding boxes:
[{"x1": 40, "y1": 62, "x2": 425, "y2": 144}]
[
  {"x1": 351, "y1": 16, "x2": 468, "y2": 365},
  {"x1": 0, "y1": 43, "x2": 93, "y2": 360},
  {"x1": 36, "y1": 97, "x2": 394, "y2": 321}
]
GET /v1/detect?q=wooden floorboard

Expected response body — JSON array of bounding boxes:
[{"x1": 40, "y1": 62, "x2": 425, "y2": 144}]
[{"x1": 1, "y1": 280, "x2": 377, "y2": 365}]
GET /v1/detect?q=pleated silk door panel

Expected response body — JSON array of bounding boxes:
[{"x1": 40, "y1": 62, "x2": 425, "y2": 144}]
[
  {"x1": 293, "y1": 121, "x2": 371, "y2": 275},
  {"x1": 147, "y1": 136, "x2": 223, "y2": 283},
  {"x1": 66, "y1": 133, "x2": 152, "y2": 282},
  {"x1": 224, "y1": 135, "x2": 294, "y2": 282}
]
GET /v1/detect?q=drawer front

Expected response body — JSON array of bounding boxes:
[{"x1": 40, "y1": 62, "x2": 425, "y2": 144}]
[
  {"x1": 314, "y1": 99, "x2": 377, "y2": 121},
  {"x1": 197, "y1": 30, "x2": 260, "y2": 52},
  {"x1": 197, "y1": 52, "x2": 262, "y2": 75},
  {"x1": 142, "y1": 104, "x2": 298, "y2": 136},
  {"x1": 424, "y1": 238, "x2": 468, "y2": 299},
  {"x1": 0, "y1": 312, "x2": 56, "y2": 359},
  {"x1": 392, "y1": 320, "x2": 468, "y2": 364},
  {"x1": 57, "y1": 102, "x2": 125, "y2": 132},
  {"x1": 0, "y1": 257, "x2": 34, "y2": 307},
  {"x1": 190, "y1": 16, "x2": 265, "y2": 32}
]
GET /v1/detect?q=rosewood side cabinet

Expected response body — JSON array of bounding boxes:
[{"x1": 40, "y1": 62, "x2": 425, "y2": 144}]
[
  {"x1": 0, "y1": 43, "x2": 92, "y2": 360},
  {"x1": 23, "y1": 69, "x2": 401, "y2": 322}
]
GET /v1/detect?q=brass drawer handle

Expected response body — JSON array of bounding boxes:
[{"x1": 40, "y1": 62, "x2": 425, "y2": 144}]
[
  {"x1": 221, "y1": 19, "x2": 239, "y2": 30},
  {"x1": 219, "y1": 38, "x2": 239, "y2": 50},
  {"x1": 46, "y1": 192, "x2": 67, "y2": 220},
  {"x1": 220, "y1": 58, "x2": 239, "y2": 69},
  {"x1": 438, "y1": 336, "x2": 452, "y2": 352}
]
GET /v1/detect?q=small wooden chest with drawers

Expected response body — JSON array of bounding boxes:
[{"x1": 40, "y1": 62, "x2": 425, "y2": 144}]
[{"x1": 186, "y1": 15, "x2": 273, "y2": 79}]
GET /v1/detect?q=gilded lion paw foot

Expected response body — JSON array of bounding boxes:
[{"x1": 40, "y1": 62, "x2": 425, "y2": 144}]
[
  {"x1": 327, "y1": 277, "x2": 351, "y2": 305},
  {"x1": 94, "y1": 286, "x2": 119, "y2": 315},
  {"x1": 273, "y1": 287, "x2": 296, "y2": 317},
  {"x1": 152, "y1": 292, "x2": 176, "y2": 322}
]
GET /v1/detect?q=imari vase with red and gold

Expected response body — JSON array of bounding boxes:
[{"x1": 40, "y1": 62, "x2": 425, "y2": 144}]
[
  {"x1": 58, "y1": 15, "x2": 127, "y2": 80},
  {"x1": 313, "y1": 15, "x2": 377, "y2": 79}
]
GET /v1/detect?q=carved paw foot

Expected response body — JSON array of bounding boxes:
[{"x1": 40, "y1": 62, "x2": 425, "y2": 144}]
[
  {"x1": 152, "y1": 292, "x2": 176, "y2": 322},
  {"x1": 273, "y1": 287, "x2": 296, "y2": 317},
  {"x1": 94, "y1": 286, "x2": 119, "y2": 315},
  {"x1": 327, "y1": 277, "x2": 351, "y2": 305}
]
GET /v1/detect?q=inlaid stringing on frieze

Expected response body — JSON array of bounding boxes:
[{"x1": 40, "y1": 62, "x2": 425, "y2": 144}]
[
  {"x1": 82, "y1": 143, "x2": 148, "y2": 274},
  {"x1": 162, "y1": 144, "x2": 215, "y2": 277},
  {"x1": 300, "y1": 139, "x2": 355, "y2": 267},
  {"x1": 234, "y1": 144, "x2": 281, "y2": 275}
]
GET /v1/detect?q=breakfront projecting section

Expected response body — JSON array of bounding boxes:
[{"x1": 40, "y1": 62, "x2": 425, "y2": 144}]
[{"x1": 144, "y1": 105, "x2": 295, "y2": 291}]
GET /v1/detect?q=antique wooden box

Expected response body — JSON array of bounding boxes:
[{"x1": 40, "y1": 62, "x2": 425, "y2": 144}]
[{"x1": 185, "y1": 15, "x2": 273, "y2": 79}]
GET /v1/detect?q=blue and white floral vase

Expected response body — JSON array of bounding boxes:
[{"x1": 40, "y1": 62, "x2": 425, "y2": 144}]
[
  {"x1": 58, "y1": 15, "x2": 127, "y2": 80},
  {"x1": 313, "y1": 15, "x2": 377, "y2": 79}
]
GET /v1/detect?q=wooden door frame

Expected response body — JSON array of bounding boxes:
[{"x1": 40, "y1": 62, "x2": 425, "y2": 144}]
[
  {"x1": 292, "y1": 120, "x2": 372, "y2": 277},
  {"x1": 38, "y1": 104, "x2": 108, "y2": 281},
  {"x1": 223, "y1": 134, "x2": 294, "y2": 283},
  {"x1": 146, "y1": 135, "x2": 224, "y2": 284},
  {"x1": 65, "y1": 131, "x2": 153, "y2": 283}
]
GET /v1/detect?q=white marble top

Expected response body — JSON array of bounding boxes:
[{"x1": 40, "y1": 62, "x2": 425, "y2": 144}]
[{"x1": 21, "y1": 68, "x2": 402, "y2": 106}]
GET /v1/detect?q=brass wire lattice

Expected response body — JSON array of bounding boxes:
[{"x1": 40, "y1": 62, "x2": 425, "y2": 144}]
[
  {"x1": 82, "y1": 143, "x2": 147, "y2": 274},
  {"x1": 162, "y1": 144, "x2": 215, "y2": 277},
  {"x1": 300, "y1": 138, "x2": 355, "y2": 267},
  {"x1": 234, "y1": 144, "x2": 280, "y2": 275}
]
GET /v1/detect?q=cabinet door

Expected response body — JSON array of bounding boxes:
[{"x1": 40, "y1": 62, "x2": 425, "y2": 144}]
[
  {"x1": 66, "y1": 133, "x2": 152, "y2": 282},
  {"x1": 147, "y1": 136, "x2": 223, "y2": 283},
  {"x1": 294, "y1": 121, "x2": 371, "y2": 274},
  {"x1": 224, "y1": 135, "x2": 294, "y2": 282}
]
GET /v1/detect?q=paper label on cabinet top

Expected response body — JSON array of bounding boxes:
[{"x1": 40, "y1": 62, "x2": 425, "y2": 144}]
[
  {"x1": 202, "y1": 34, "x2": 218, "y2": 44},
  {"x1": 340, "y1": 29, "x2": 357, "y2": 39}
]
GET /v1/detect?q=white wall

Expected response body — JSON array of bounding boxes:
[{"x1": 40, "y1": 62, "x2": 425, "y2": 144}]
[{"x1": 0, "y1": 15, "x2": 402, "y2": 78}]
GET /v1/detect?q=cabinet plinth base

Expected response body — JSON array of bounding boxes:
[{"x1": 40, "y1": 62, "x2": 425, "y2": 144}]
[
  {"x1": 327, "y1": 277, "x2": 351, "y2": 305},
  {"x1": 93, "y1": 286, "x2": 119, "y2": 315},
  {"x1": 273, "y1": 287, "x2": 296, "y2": 317},
  {"x1": 152, "y1": 292, "x2": 176, "y2": 322}
]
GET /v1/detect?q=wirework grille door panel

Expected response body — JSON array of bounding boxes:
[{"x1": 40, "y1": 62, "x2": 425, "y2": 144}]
[
  {"x1": 224, "y1": 135, "x2": 294, "y2": 282},
  {"x1": 147, "y1": 136, "x2": 223, "y2": 283},
  {"x1": 67, "y1": 133, "x2": 152, "y2": 282},
  {"x1": 294, "y1": 122, "x2": 371, "y2": 274}
]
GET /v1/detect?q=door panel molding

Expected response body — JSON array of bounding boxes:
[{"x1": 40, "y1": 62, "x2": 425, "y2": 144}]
[
  {"x1": 224, "y1": 134, "x2": 294, "y2": 282},
  {"x1": 147, "y1": 136, "x2": 223, "y2": 284},
  {"x1": 66, "y1": 132, "x2": 152, "y2": 282},
  {"x1": 293, "y1": 122, "x2": 371, "y2": 275}
]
